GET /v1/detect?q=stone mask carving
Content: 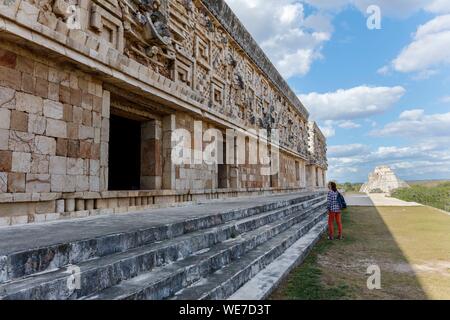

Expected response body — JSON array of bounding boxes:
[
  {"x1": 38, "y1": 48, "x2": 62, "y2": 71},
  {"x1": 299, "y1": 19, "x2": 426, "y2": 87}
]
[
  {"x1": 151, "y1": 10, "x2": 171, "y2": 39},
  {"x1": 52, "y1": 0, "x2": 72, "y2": 20},
  {"x1": 137, "y1": 0, "x2": 172, "y2": 46}
]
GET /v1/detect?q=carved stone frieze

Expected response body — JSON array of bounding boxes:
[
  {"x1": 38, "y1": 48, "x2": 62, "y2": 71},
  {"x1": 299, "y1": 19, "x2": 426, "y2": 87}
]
[
  {"x1": 12, "y1": 0, "x2": 325, "y2": 163},
  {"x1": 31, "y1": 0, "x2": 77, "y2": 31},
  {"x1": 116, "y1": 0, "x2": 175, "y2": 78}
]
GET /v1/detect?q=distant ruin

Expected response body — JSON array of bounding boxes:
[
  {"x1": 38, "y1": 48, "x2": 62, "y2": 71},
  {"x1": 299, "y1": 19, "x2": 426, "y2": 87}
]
[{"x1": 360, "y1": 166, "x2": 409, "y2": 194}]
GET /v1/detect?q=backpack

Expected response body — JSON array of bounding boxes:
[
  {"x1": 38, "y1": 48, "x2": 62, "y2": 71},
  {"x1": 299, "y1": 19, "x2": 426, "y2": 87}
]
[{"x1": 337, "y1": 192, "x2": 347, "y2": 210}]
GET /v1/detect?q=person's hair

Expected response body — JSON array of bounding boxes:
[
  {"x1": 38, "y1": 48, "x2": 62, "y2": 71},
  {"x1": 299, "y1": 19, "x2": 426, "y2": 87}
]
[{"x1": 328, "y1": 181, "x2": 337, "y2": 192}]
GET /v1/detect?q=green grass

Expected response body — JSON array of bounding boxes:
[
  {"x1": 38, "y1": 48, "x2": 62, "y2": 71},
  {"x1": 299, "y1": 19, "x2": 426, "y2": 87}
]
[
  {"x1": 271, "y1": 212, "x2": 354, "y2": 300},
  {"x1": 407, "y1": 180, "x2": 450, "y2": 187},
  {"x1": 392, "y1": 182, "x2": 450, "y2": 212},
  {"x1": 270, "y1": 238, "x2": 350, "y2": 300},
  {"x1": 271, "y1": 205, "x2": 450, "y2": 300}
]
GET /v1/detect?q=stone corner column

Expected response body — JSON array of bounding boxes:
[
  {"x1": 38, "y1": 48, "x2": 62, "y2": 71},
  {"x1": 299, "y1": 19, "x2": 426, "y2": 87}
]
[
  {"x1": 141, "y1": 119, "x2": 162, "y2": 190},
  {"x1": 99, "y1": 89, "x2": 110, "y2": 191}
]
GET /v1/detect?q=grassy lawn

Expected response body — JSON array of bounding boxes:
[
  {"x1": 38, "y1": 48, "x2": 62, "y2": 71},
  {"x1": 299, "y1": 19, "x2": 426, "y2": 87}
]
[{"x1": 270, "y1": 205, "x2": 450, "y2": 300}]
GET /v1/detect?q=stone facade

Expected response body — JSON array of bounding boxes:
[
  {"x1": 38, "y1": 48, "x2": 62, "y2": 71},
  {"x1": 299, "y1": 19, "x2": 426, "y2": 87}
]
[
  {"x1": 307, "y1": 122, "x2": 327, "y2": 188},
  {"x1": 0, "y1": 0, "x2": 327, "y2": 226}
]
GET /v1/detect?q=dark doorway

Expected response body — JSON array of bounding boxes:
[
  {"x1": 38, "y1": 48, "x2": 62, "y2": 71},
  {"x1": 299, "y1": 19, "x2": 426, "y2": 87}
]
[
  {"x1": 108, "y1": 114, "x2": 142, "y2": 190},
  {"x1": 218, "y1": 138, "x2": 229, "y2": 189}
]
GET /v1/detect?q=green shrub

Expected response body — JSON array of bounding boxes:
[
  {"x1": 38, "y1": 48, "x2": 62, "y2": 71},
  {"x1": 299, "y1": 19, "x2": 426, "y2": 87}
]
[
  {"x1": 391, "y1": 183, "x2": 450, "y2": 212},
  {"x1": 337, "y1": 182, "x2": 363, "y2": 193}
]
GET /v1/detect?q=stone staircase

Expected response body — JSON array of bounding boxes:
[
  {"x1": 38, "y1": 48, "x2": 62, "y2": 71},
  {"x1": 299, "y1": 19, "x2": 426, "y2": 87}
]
[{"x1": 0, "y1": 192, "x2": 327, "y2": 300}]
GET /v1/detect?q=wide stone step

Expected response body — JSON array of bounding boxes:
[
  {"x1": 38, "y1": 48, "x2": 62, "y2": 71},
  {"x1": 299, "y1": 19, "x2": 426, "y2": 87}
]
[
  {"x1": 0, "y1": 193, "x2": 321, "y2": 284},
  {"x1": 172, "y1": 216, "x2": 327, "y2": 300},
  {"x1": 0, "y1": 197, "x2": 325, "y2": 300},
  {"x1": 228, "y1": 220, "x2": 327, "y2": 300},
  {"x1": 81, "y1": 202, "x2": 326, "y2": 300}
]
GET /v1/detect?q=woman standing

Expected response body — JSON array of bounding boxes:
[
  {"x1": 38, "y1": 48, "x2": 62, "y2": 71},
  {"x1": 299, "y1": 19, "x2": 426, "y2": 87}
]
[{"x1": 327, "y1": 181, "x2": 344, "y2": 240}]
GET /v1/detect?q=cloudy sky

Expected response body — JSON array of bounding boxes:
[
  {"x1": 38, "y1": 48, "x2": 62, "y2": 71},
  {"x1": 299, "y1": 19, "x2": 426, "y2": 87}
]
[{"x1": 225, "y1": 0, "x2": 450, "y2": 183}]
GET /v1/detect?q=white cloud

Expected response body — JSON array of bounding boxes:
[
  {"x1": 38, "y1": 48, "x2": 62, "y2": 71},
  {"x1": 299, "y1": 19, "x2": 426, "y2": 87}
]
[
  {"x1": 279, "y1": 4, "x2": 302, "y2": 24},
  {"x1": 390, "y1": 15, "x2": 450, "y2": 75},
  {"x1": 303, "y1": 13, "x2": 334, "y2": 33},
  {"x1": 225, "y1": 0, "x2": 332, "y2": 79},
  {"x1": 299, "y1": 85, "x2": 405, "y2": 121},
  {"x1": 426, "y1": 0, "x2": 450, "y2": 14},
  {"x1": 371, "y1": 110, "x2": 450, "y2": 137},
  {"x1": 441, "y1": 96, "x2": 450, "y2": 103},
  {"x1": 377, "y1": 65, "x2": 390, "y2": 76},
  {"x1": 399, "y1": 109, "x2": 425, "y2": 121},
  {"x1": 411, "y1": 69, "x2": 439, "y2": 80},
  {"x1": 260, "y1": 27, "x2": 331, "y2": 78},
  {"x1": 328, "y1": 144, "x2": 370, "y2": 157},
  {"x1": 338, "y1": 120, "x2": 361, "y2": 129},
  {"x1": 320, "y1": 122, "x2": 336, "y2": 138},
  {"x1": 275, "y1": 49, "x2": 317, "y2": 79},
  {"x1": 371, "y1": 145, "x2": 433, "y2": 159}
]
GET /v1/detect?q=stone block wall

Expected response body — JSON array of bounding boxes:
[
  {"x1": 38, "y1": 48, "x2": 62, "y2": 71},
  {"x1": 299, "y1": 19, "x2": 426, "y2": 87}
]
[
  {"x1": 237, "y1": 164, "x2": 270, "y2": 189},
  {"x1": 277, "y1": 154, "x2": 307, "y2": 189},
  {"x1": 173, "y1": 112, "x2": 218, "y2": 190},
  {"x1": 160, "y1": 111, "x2": 311, "y2": 191},
  {"x1": 316, "y1": 167, "x2": 324, "y2": 188},
  {"x1": 305, "y1": 165, "x2": 326, "y2": 188},
  {"x1": 0, "y1": 43, "x2": 110, "y2": 197}
]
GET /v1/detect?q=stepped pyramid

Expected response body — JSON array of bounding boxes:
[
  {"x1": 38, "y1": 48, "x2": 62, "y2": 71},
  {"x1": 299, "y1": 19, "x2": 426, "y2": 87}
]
[{"x1": 360, "y1": 166, "x2": 409, "y2": 193}]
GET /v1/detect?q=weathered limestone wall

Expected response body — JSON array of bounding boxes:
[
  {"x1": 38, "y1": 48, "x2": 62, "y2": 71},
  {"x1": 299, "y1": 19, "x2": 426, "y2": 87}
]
[
  {"x1": 306, "y1": 165, "x2": 315, "y2": 188},
  {"x1": 278, "y1": 154, "x2": 307, "y2": 189},
  {"x1": 307, "y1": 122, "x2": 327, "y2": 188},
  {"x1": 308, "y1": 122, "x2": 327, "y2": 170},
  {"x1": 0, "y1": 0, "x2": 328, "y2": 226},
  {"x1": 173, "y1": 112, "x2": 217, "y2": 190},
  {"x1": 317, "y1": 167, "x2": 325, "y2": 188},
  {"x1": 200, "y1": 0, "x2": 307, "y2": 117},
  {"x1": 0, "y1": 42, "x2": 110, "y2": 195}
]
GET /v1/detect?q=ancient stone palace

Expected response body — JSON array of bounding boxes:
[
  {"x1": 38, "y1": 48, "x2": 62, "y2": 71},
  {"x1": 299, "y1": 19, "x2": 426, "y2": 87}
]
[{"x1": 0, "y1": 0, "x2": 327, "y2": 226}]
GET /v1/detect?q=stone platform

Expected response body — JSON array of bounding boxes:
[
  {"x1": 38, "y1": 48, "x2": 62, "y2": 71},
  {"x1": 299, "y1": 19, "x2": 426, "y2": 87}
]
[
  {"x1": 0, "y1": 191, "x2": 327, "y2": 300},
  {"x1": 344, "y1": 193, "x2": 422, "y2": 207}
]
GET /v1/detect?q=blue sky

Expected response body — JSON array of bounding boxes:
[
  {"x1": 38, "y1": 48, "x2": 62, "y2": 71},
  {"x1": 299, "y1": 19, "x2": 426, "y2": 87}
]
[{"x1": 225, "y1": 0, "x2": 450, "y2": 183}]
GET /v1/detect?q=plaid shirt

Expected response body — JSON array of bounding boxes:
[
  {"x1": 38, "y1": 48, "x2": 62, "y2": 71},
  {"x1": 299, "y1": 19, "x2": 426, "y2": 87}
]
[{"x1": 327, "y1": 191, "x2": 341, "y2": 212}]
